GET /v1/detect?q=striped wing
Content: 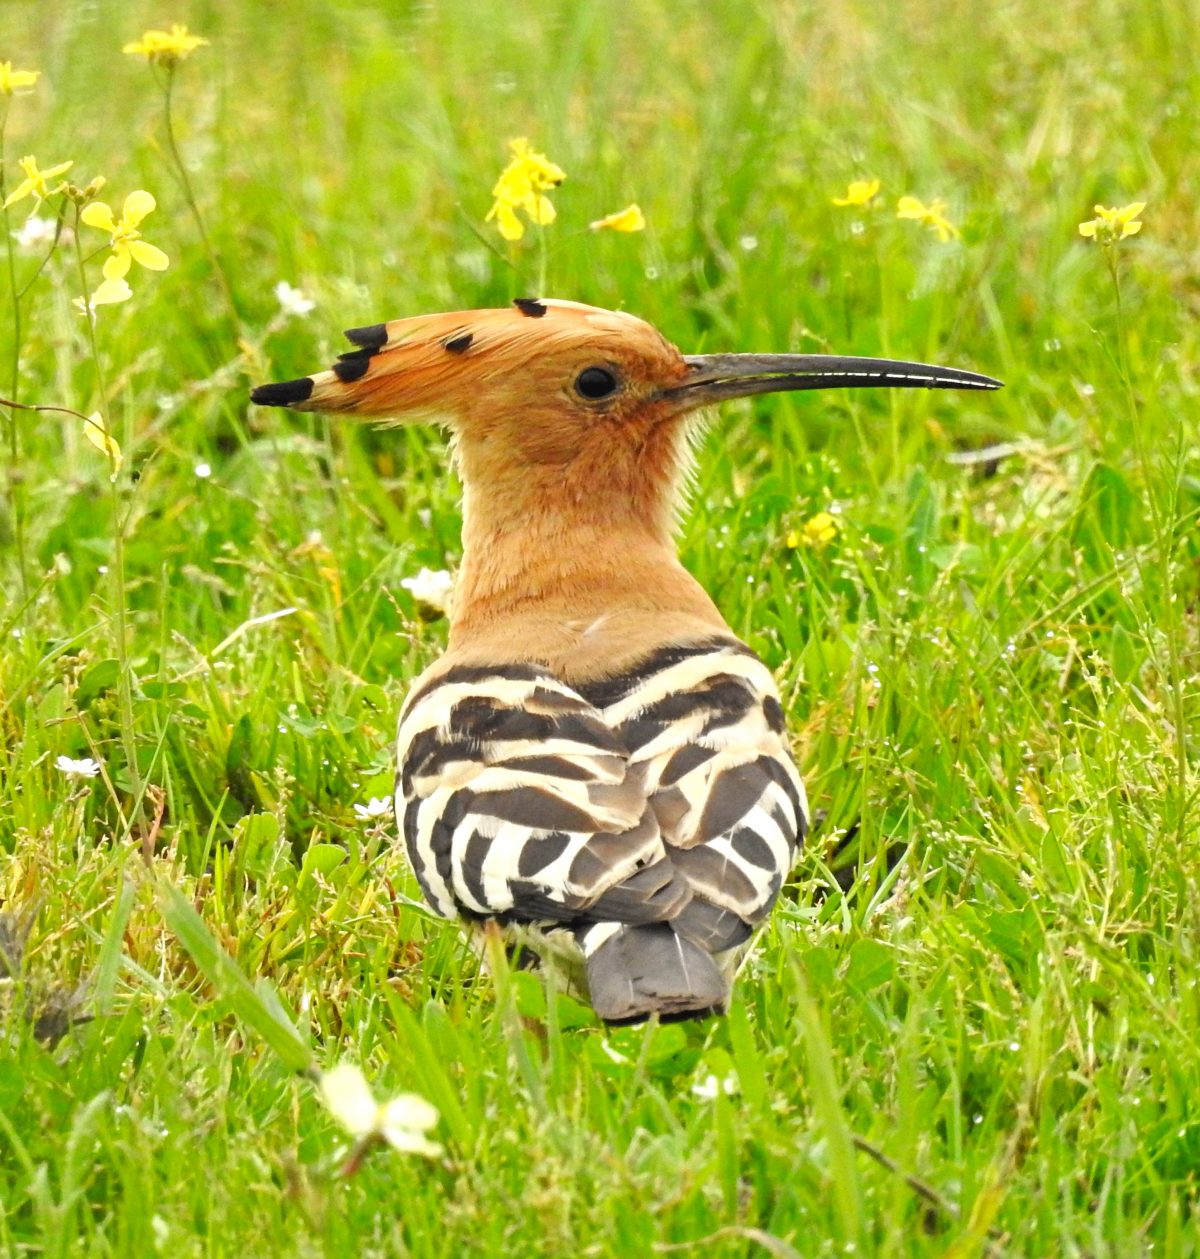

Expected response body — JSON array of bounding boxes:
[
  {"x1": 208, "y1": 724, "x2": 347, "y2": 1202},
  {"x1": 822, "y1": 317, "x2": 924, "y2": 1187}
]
[
  {"x1": 394, "y1": 641, "x2": 807, "y2": 950},
  {"x1": 394, "y1": 664, "x2": 689, "y2": 928},
  {"x1": 580, "y1": 642, "x2": 809, "y2": 953}
]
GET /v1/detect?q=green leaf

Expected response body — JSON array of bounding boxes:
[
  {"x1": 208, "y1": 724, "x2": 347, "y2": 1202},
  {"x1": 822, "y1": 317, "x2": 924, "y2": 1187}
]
[
  {"x1": 843, "y1": 937, "x2": 895, "y2": 994},
  {"x1": 790, "y1": 957, "x2": 862, "y2": 1247},
  {"x1": 156, "y1": 882, "x2": 313, "y2": 1074},
  {"x1": 75, "y1": 659, "x2": 121, "y2": 708},
  {"x1": 230, "y1": 812, "x2": 286, "y2": 882},
  {"x1": 93, "y1": 876, "x2": 135, "y2": 1017},
  {"x1": 298, "y1": 842, "x2": 348, "y2": 883},
  {"x1": 225, "y1": 713, "x2": 253, "y2": 778}
]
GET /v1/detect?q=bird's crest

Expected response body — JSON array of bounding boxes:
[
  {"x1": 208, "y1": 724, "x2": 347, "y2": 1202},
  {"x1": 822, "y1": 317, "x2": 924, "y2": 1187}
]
[{"x1": 250, "y1": 299, "x2": 683, "y2": 423}]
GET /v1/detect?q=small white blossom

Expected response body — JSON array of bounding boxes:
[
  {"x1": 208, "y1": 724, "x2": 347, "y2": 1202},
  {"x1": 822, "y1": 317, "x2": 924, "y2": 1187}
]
[
  {"x1": 353, "y1": 796, "x2": 391, "y2": 821},
  {"x1": 692, "y1": 1072, "x2": 739, "y2": 1100},
  {"x1": 319, "y1": 1063, "x2": 442, "y2": 1157},
  {"x1": 194, "y1": 462, "x2": 212, "y2": 479},
  {"x1": 274, "y1": 280, "x2": 315, "y2": 318},
  {"x1": 400, "y1": 567, "x2": 454, "y2": 615},
  {"x1": 13, "y1": 214, "x2": 57, "y2": 250},
  {"x1": 56, "y1": 755, "x2": 101, "y2": 778}
]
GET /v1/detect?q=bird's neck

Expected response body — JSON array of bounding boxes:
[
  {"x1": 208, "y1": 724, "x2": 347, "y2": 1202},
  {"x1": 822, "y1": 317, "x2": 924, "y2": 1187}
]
[{"x1": 446, "y1": 421, "x2": 731, "y2": 678}]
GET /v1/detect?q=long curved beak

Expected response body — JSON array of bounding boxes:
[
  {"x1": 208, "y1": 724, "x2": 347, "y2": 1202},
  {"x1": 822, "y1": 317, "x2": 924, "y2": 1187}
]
[{"x1": 665, "y1": 353, "x2": 1003, "y2": 408}]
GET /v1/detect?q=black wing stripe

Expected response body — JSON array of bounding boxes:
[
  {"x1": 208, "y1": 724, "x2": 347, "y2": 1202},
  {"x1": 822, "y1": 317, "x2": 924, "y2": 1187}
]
[
  {"x1": 516, "y1": 831, "x2": 571, "y2": 877},
  {"x1": 695, "y1": 762, "x2": 777, "y2": 844}
]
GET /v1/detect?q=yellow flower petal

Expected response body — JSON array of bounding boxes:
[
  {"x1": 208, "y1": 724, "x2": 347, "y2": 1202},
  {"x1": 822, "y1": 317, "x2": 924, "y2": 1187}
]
[
  {"x1": 0, "y1": 63, "x2": 40, "y2": 94},
  {"x1": 1079, "y1": 201, "x2": 1146, "y2": 244},
  {"x1": 590, "y1": 203, "x2": 646, "y2": 233},
  {"x1": 123, "y1": 25, "x2": 208, "y2": 63},
  {"x1": 490, "y1": 201, "x2": 524, "y2": 241},
  {"x1": 3, "y1": 155, "x2": 73, "y2": 206},
  {"x1": 90, "y1": 277, "x2": 134, "y2": 306},
  {"x1": 896, "y1": 194, "x2": 959, "y2": 240},
  {"x1": 103, "y1": 250, "x2": 132, "y2": 281},
  {"x1": 83, "y1": 412, "x2": 123, "y2": 470},
  {"x1": 129, "y1": 240, "x2": 169, "y2": 271},
  {"x1": 930, "y1": 217, "x2": 956, "y2": 243},
  {"x1": 121, "y1": 189, "x2": 156, "y2": 228},
  {"x1": 3, "y1": 179, "x2": 36, "y2": 209},
  {"x1": 524, "y1": 193, "x2": 556, "y2": 226},
  {"x1": 81, "y1": 201, "x2": 118, "y2": 233},
  {"x1": 832, "y1": 178, "x2": 881, "y2": 207},
  {"x1": 800, "y1": 511, "x2": 839, "y2": 549}
]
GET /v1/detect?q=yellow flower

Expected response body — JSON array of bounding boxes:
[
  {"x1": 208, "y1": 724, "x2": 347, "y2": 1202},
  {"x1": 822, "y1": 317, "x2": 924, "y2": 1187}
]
[
  {"x1": 896, "y1": 195, "x2": 960, "y2": 242},
  {"x1": 831, "y1": 178, "x2": 881, "y2": 208},
  {"x1": 80, "y1": 190, "x2": 169, "y2": 291},
  {"x1": 787, "y1": 512, "x2": 839, "y2": 551},
  {"x1": 4, "y1": 155, "x2": 74, "y2": 209},
  {"x1": 1078, "y1": 202, "x2": 1145, "y2": 243},
  {"x1": 485, "y1": 137, "x2": 566, "y2": 242},
  {"x1": 122, "y1": 24, "x2": 209, "y2": 66},
  {"x1": 0, "y1": 62, "x2": 40, "y2": 94},
  {"x1": 589, "y1": 203, "x2": 646, "y2": 233},
  {"x1": 83, "y1": 412, "x2": 123, "y2": 472}
]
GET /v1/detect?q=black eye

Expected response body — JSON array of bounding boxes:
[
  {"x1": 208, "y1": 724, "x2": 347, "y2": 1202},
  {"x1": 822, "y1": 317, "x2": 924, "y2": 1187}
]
[{"x1": 575, "y1": 366, "x2": 620, "y2": 400}]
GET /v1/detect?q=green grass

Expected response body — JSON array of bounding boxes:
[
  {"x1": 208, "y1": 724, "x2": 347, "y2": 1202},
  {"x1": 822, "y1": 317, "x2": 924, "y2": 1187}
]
[{"x1": 1, "y1": 0, "x2": 1198, "y2": 1253}]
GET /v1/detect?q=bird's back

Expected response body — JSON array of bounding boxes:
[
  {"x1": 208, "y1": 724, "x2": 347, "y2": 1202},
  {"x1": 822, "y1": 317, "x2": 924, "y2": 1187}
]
[{"x1": 395, "y1": 631, "x2": 808, "y2": 1023}]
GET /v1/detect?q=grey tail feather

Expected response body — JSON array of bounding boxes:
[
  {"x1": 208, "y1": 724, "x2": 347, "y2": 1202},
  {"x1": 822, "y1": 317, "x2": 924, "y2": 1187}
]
[{"x1": 582, "y1": 923, "x2": 728, "y2": 1025}]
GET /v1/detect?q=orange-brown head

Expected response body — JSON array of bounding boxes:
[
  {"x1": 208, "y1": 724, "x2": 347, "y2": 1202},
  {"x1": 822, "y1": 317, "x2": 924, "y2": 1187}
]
[
  {"x1": 253, "y1": 300, "x2": 702, "y2": 533},
  {"x1": 252, "y1": 298, "x2": 1000, "y2": 670}
]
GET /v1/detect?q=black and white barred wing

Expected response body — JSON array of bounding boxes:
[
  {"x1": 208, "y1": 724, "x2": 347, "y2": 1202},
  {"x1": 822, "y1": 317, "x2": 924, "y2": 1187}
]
[
  {"x1": 586, "y1": 643, "x2": 809, "y2": 954},
  {"x1": 394, "y1": 665, "x2": 688, "y2": 928}
]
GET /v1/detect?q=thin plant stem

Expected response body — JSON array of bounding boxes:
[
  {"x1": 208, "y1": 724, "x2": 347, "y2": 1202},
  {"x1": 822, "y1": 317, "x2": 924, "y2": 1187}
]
[
  {"x1": 15, "y1": 202, "x2": 68, "y2": 301},
  {"x1": 160, "y1": 66, "x2": 240, "y2": 332},
  {"x1": 71, "y1": 210, "x2": 142, "y2": 797},
  {"x1": 1, "y1": 105, "x2": 30, "y2": 595}
]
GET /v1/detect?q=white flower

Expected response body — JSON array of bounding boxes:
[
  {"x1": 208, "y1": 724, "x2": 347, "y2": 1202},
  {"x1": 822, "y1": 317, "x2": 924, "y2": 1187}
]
[
  {"x1": 319, "y1": 1063, "x2": 442, "y2": 1157},
  {"x1": 400, "y1": 567, "x2": 454, "y2": 615},
  {"x1": 274, "y1": 280, "x2": 315, "y2": 318},
  {"x1": 692, "y1": 1072, "x2": 739, "y2": 1100},
  {"x1": 13, "y1": 214, "x2": 57, "y2": 250},
  {"x1": 56, "y1": 755, "x2": 101, "y2": 778},
  {"x1": 353, "y1": 797, "x2": 391, "y2": 821}
]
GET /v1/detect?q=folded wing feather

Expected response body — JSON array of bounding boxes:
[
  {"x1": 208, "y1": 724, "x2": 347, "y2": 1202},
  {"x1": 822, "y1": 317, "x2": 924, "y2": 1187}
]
[{"x1": 394, "y1": 639, "x2": 808, "y2": 958}]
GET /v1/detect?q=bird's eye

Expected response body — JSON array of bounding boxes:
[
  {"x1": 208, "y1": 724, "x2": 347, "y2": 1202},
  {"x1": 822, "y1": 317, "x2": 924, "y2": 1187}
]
[{"x1": 574, "y1": 366, "x2": 620, "y2": 400}]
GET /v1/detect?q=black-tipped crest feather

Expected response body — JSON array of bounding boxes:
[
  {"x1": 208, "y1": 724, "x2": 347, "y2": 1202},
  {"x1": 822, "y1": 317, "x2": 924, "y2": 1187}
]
[
  {"x1": 343, "y1": 322, "x2": 388, "y2": 349},
  {"x1": 250, "y1": 377, "x2": 314, "y2": 407}
]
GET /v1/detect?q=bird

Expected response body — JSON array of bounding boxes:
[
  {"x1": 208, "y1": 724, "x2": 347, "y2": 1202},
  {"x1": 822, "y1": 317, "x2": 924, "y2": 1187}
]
[{"x1": 252, "y1": 298, "x2": 1001, "y2": 1024}]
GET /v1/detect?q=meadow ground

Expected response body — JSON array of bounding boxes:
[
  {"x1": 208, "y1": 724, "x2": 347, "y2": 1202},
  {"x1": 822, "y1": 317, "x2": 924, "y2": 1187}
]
[{"x1": 1, "y1": 1, "x2": 1198, "y2": 1254}]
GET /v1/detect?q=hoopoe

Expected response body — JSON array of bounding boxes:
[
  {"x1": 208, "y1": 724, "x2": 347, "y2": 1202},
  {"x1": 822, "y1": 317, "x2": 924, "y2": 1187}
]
[{"x1": 252, "y1": 299, "x2": 1000, "y2": 1024}]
